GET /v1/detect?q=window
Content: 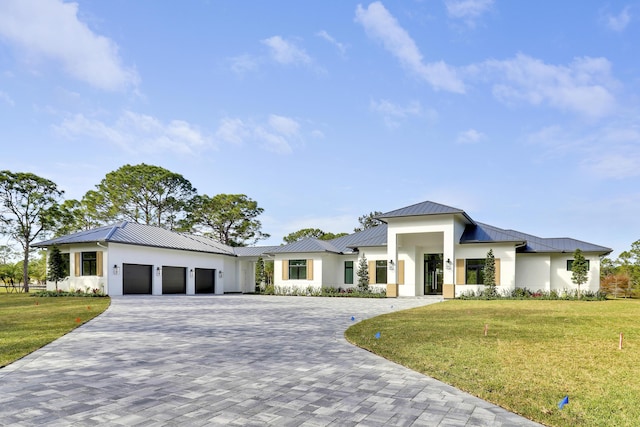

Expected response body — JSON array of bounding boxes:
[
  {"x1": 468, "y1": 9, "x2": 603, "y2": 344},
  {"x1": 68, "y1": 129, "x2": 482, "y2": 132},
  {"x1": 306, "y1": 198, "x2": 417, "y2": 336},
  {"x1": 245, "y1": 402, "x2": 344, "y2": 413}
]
[
  {"x1": 82, "y1": 251, "x2": 97, "y2": 276},
  {"x1": 288, "y1": 259, "x2": 307, "y2": 280},
  {"x1": 344, "y1": 261, "x2": 354, "y2": 284},
  {"x1": 567, "y1": 260, "x2": 590, "y2": 271},
  {"x1": 466, "y1": 259, "x2": 485, "y2": 284},
  {"x1": 375, "y1": 260, "x2": 387, "y2": 284},
  {"x1": 61, "y1": 253, "x2": 70, "y2": 277}
]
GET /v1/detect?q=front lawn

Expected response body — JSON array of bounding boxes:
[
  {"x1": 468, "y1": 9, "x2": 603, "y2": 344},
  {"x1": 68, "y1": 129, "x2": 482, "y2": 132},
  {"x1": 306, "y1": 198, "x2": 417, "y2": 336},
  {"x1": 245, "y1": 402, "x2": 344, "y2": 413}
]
[
  {"x1": 0, "y1": 293, "x2": 110, "y2": 368},
  {"x1": 345, "y1": 299, "x2": 639, "y2": 427}
]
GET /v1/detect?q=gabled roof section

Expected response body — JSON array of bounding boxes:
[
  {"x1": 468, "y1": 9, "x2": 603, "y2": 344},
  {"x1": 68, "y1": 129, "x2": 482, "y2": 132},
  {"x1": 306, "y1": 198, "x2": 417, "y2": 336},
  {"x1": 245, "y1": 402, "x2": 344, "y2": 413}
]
[
  {"x1": 377, "y1": 200, "x2": 475, "y2": 225},
  {"x1": 34, "y1": 222, "x2": 236, "y2": 256},
  {"x1": 461, "y1": 222, "x2": 612, "y2": 255}
]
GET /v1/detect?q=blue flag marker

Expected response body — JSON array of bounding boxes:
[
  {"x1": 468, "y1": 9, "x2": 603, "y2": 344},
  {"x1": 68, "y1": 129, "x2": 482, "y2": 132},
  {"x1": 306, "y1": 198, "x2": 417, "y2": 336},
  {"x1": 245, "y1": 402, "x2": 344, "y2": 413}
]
[
  {"x1": 375, "y1": 332, "x2": 381, "y2": 339},
  {"x1": 558, "y1": 395, "x2": 569, "y2": 410},
  {"x1": 351, "y1": 316, "x2": 355, "y2": 321}
]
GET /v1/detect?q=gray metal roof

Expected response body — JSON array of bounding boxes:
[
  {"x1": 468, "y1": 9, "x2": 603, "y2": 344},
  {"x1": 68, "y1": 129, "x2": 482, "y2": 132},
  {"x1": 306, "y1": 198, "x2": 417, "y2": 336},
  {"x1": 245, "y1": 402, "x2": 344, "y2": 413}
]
[
  {"x1": 377, "y1": 200, "x2": 475, "y2": 224},
  {"x1": 265, "y1": 238, "x2": 343, "y2": 254},
  {"x1": 34, "y1": 222, "x2": 236, "y2": 256},
  {"x1": 461, "y1": 222, "x2": 612, "y2": 254},
  {"x1": 233, "y1": 246, "x2": 281, "y2": 257}
]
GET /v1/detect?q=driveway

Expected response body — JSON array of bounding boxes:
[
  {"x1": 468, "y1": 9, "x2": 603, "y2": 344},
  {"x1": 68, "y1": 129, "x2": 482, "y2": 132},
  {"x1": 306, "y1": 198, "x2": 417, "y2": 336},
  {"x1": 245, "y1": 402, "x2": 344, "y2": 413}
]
[{"x1": 0, "y1": 296, "x2": 541, "y2": 426}]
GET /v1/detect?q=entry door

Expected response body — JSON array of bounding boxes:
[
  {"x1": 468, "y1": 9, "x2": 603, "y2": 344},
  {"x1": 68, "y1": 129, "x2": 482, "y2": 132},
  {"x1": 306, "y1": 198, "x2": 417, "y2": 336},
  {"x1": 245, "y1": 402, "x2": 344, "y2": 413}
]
[{"x1": 424, "y1": 254, "x2": 443, "y2": 295}]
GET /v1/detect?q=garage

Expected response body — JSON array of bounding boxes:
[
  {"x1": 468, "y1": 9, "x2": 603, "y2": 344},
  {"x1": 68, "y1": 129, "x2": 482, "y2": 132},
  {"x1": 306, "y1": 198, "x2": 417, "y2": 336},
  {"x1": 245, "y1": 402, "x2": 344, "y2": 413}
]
[
  {"x1": 162, "y1": 266, "x2": 186, "y2": 294},
  {"x1": 123, "y1": 264, "x2": 152, "y2": 294},
  {"x1": 195, "y1": 268, "x2": 216, "y2": 294}
]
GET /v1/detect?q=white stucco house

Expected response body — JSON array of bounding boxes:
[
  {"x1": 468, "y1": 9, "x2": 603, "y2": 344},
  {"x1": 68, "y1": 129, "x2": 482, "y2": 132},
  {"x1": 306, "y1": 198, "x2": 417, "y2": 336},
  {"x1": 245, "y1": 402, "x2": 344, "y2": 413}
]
[{"x1": 35, "y1": 200, "x2": 611, "y2": 298}]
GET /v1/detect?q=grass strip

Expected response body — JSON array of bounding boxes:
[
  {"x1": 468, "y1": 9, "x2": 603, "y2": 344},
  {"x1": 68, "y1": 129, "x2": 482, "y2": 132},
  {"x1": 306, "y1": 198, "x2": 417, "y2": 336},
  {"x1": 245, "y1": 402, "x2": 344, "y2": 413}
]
[
  {"x1": 345, "y1": 299, "x2": 639, "y2": 427},
  {"x1": 0, "y1": 293, "x2": 110, "y2": 368}
]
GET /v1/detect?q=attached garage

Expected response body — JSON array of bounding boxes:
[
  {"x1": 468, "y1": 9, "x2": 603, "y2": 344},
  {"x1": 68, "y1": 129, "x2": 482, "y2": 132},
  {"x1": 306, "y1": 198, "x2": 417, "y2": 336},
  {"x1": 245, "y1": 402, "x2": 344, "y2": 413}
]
[
  {"x1": 195, "y1": 268, "x2": 216, "y2": 294},
  {"x1": 162, "y1": 266, "x2": 186, "y2": 294},
  {"x1": 123, "y1": 263, "x2": 152, "y2": 294}
]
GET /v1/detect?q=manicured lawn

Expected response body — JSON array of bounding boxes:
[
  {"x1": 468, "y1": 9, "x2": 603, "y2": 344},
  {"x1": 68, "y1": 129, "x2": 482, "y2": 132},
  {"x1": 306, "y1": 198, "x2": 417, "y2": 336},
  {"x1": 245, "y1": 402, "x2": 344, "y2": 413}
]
[
  {"x1": 0, "y1": 293, "x2": 110, "y2": 368},
  {"x1": 345, "y1": 299, "x2": 639, "y2": 427}
]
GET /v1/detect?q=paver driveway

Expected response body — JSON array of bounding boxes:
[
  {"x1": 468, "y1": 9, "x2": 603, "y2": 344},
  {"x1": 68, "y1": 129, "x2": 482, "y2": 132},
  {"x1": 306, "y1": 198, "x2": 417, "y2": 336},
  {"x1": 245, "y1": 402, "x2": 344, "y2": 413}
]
[{"x1": 0, "y1": 295, "x2": 541, "y2": 426}]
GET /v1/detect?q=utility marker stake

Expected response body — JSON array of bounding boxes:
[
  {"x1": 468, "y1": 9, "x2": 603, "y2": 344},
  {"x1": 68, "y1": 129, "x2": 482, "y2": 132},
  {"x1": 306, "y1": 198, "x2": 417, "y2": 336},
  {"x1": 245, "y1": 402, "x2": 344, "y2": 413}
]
[
  {"x1": 619, "y1": 332, "x2": 624, "y2": 350},
  {"x1": 484, "y1": 324, "x2": 488, "y2": 336}
]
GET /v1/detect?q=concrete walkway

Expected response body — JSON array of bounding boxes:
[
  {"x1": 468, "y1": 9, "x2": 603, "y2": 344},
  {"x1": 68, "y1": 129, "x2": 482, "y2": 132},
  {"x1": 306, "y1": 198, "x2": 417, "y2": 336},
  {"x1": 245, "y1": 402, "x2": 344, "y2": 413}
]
[{"x1": 0, "y1": 296, "x2": 542, "y2": 426}]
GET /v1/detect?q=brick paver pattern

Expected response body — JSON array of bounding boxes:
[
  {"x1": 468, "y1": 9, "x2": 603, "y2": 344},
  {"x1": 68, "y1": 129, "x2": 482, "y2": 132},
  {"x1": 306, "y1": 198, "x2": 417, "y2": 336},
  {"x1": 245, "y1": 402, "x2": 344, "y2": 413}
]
[{"x1": 0, "y1": 295, "x2": 542, "y2": 426}]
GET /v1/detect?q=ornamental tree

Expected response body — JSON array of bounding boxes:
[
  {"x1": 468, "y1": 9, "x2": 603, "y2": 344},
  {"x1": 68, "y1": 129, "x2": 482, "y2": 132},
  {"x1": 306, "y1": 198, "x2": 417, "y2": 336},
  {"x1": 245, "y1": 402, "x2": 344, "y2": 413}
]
[
  {"x1": 484, "y1": 249, "x2": 496, "y2": 296},
  {"x1": 356, "y1": 253, "x2": 369, "y2": 292},
  {"x1": 571, "y1": 248, "x2": 589, "y2": 297}
]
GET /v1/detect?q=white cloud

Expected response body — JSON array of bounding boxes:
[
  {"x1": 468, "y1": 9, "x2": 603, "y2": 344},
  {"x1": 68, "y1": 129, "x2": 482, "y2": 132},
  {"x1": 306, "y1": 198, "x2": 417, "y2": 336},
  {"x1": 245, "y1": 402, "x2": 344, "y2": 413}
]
[
  {"x1": 603, "y1": 6, "x2": 631, "y2": 32},
  {"x1": 214, "y1": 114, "x2": 305, "y2": 154},
  {"x1": 0, "y1": 90, "x2": 14, "y2": 106},
  {"x1": 456, "y1": 128, "x2": 485, "y2": 143},
  {"x1": 316, "y1": 30, "x2": 347, "y2": 56},
  {"x1": 355, "y1": 2, "x2": 465, "y2": 93},
  {"x1": 445, "y1": 0, "x2": 493, "y2": 23},
  {"x1": 261, "y1": 36, "x2": 312, "y2": 66},
  {"x1": 525, "y1": 116, "x2": 640, "y2": 179},
  {"x1": 370, "y1": 98, "x2": 429, "y2": 128},
  {"x1": 0, "y1": 0, "x2": 139, "y2": 91},
  {"x1": 477, "y1": 53, "x2": 617, "y2": 118},
  {"x1": 54, "y1": 111, "x2": 209, "y2": 154},
  {"x1": 228, "y1": 54, "x2": 259, "y2": 74}
]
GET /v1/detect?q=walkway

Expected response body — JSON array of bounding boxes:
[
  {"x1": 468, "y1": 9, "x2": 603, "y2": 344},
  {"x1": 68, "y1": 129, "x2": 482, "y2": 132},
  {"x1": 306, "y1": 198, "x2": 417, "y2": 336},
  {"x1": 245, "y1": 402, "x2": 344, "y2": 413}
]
[{"x1": 0, "y1": 295, "x2": 542, "y2": 426}]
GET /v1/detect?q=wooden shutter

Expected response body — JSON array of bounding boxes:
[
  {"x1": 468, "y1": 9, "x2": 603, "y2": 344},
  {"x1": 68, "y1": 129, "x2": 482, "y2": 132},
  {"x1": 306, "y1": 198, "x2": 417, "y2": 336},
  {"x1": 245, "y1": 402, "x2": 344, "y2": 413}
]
[
  {"x1": 455, "y1": 259, "x2": 465, "y2": 285},
  {"x1": 96, "y1": 252, "x2": 103, "y2": 277},
  {"x1": 495, "y1": 258, "x2": 501, "y2": 285},
  {"x1": 306, "y1": 259, "x2": 313, "y2": 280},
  {"x1": 397, "y1": 260, "x2": 405, "y2": 285},
  {"x1": 74, "y1": 253, "x2": 81, "y2": 277},
  {"x1": 368, "y1": 261, "x2": 375, "y2": 285},
  {"x1": 282, "y1": 260, "x2": 289, "y2": 280}
]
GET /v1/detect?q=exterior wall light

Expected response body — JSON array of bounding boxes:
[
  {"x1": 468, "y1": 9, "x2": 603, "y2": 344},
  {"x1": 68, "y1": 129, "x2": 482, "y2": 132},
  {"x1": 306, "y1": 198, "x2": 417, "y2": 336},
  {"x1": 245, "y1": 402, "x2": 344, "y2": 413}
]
[
  {"x1": 189, "y1": 268, "x2": 194, "y2": 278},
  {"x1": 113, "y1": 264, "x2": 120, "y2": 275},
  {"x1": 446, "y1": 258, "x2": 452, "y2": 270},
  {"x1": 218, "y1": 270, "x2": 223, "y2": 279},
  {"x1": 156, "y1": 267, "x2": 161, "y2": 276}
]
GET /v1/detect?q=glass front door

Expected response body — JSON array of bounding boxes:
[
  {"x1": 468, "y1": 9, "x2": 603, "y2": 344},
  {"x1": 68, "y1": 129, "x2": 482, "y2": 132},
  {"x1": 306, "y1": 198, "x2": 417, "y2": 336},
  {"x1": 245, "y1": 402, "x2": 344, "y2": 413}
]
[{"x1": 424, "y1": 254, "x2": 443, "y2": 295}]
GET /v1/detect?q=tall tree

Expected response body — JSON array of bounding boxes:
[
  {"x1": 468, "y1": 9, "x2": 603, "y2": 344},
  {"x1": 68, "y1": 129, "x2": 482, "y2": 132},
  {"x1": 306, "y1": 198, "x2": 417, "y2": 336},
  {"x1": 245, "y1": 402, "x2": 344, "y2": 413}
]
[
  {"x1": 484, "y1": 249, "x2": 496, "y2": 296},
  {"x1": 47, "y1": 245, "x2": 66, "y2": 291},
  {"x1": 88, "y1": 164, "x2": 196, "y2": 229},
  {"x1": 571, "y1": 248, "x2": 589, "y2": 297},
  {"x1": 354, "y1": 211, "x2": 382, "y2": 232},
  {"x1": 0, "y1": 171, "x2": 63, "y2": 292},
  {"x1": 283, "y1": 228, "x2": 348, "y2": 244},
  {"x1": 186, "y1": 194, "x2": 269, "y2": 246},
  {"x1": 53, "y1": 197, "x2": 104, "y2": 236}
]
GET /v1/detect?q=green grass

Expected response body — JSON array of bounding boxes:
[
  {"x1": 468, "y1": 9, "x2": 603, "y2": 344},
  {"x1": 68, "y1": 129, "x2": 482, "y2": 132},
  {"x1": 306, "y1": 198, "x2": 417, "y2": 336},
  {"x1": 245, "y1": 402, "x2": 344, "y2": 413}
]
[
  {"x1": 0, "y1": 293, "x2": 110, "y2": 368},
  {"x1": 345, "y1": 299, "x2": 640, "y2": 427}
]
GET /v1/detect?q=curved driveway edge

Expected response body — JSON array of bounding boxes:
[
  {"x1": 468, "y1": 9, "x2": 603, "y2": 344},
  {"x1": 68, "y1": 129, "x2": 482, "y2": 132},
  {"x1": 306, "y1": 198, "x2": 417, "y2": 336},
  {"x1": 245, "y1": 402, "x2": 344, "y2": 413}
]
[{"x1": 0, "y1": 295, "x2": 542, "y2": 426}]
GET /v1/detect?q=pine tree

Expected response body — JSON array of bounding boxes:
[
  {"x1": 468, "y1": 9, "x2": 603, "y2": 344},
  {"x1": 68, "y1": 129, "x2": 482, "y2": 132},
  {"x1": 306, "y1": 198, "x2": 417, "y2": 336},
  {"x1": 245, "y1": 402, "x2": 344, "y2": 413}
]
[
  {"x1": 571, "y1": 248, "x2": 589, "y2": 297},
  {"x1": 484, "y1": 249, "x2": 496, "y2": 297},
  {"x1": 47, "y1": 245, "x2": 65, "y2": 291},
  {"x1": 356, "y1": 253, "x2": 369, "y2": 292},
  {"x1": 255, "y1": 257, "x2": 266, "y2": 290}
]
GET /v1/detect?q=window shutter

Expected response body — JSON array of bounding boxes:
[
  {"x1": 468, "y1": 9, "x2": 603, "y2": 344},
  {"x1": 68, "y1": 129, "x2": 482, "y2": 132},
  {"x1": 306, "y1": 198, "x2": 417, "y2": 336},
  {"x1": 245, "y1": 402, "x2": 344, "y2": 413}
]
[
  {"x1": 306, "y1": 259, "x2": 313, "y2": 280},
  {"x1": 495, "y1": 258, "x2": 501, "y2": 285},
  {"x1": 282, "y1": 260, "x2": 289, "y2": 280},
  {"x1": 455, "y1": 259, "x2": 465, "y2": 285},
  {"x1": 398, "y1": 260, "x2": 405, "y2": 285},
  {"x1": 368, "y1": 261, "x2": 375, "y2": 285},
  {"x1": 96, "y1": 252, "x2": 103, "y2": 277},
  {"x1": 74, "y1": 253, "x2": 81, "y2": 277}
]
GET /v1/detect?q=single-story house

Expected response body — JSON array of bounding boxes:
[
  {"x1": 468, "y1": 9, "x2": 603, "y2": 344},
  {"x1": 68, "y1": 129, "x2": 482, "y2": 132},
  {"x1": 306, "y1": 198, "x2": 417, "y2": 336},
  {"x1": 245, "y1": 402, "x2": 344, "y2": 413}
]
[{"x1": 35, "y1": 200, "x2": 611, "y2": 297}]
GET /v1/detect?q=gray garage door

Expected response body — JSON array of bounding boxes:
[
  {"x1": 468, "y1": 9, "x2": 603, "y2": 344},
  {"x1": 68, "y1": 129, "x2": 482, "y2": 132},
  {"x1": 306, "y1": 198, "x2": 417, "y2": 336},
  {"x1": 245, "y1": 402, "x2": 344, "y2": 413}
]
[
  {"x1": 195, "y1": 268, "x2": 215, "y2": 294},
  {"x1": 162, "y1": 266, "x2": 186, "y2": 294},
  {"x1": 123, "y1": 264, "x2": 152, "y2": 295}
]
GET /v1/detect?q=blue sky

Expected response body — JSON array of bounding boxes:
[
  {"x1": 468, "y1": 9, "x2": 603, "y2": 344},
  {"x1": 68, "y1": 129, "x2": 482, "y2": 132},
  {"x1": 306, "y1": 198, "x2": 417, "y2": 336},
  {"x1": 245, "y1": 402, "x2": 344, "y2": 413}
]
[{"x1": 0, "y1": 0, "x2": 638, "y2": 257}]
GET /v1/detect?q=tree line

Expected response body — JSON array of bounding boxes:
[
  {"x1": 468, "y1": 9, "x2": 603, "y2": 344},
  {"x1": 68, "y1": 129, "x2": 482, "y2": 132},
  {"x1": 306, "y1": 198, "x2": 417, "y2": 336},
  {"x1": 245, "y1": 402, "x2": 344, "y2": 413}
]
[
  {"x1": 0, "y1": 164, "x2": 269, "y2": 291},
  {"x1": 601, "y1": 241, "x2": 640, "y2": 298}
]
